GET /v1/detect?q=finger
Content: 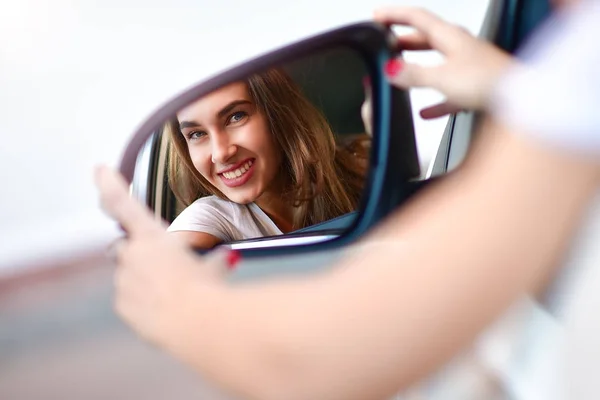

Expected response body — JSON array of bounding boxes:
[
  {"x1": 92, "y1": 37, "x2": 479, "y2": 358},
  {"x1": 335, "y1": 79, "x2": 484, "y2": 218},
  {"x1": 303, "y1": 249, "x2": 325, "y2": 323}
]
[
  {"x1": 113, "y1": 297, "x2": 161, "y2": 347},
  {"x1": 385, "y1": 59, "x2": 441, "y2": 91},
  {"x1": 95, "y1": 165, "x2": 163, "y2": 237},
  {"x1": 106, "y1": 237, "x2": 127, "y2": 265},
  {"x1": 112, "y1": 242, "x2": 160, "y2": 309},
  {"x1": 114, "y1": 263, "x2": 128, "y2": 295},
  {"x1": 395, "y1": 32, "x2": 433, "y2": 51},
  {"x1": 204, "y1": 246, "x2": 242, "y2": 277},
  {"x1": 374, "y1": 6, "x2": 464, "y2": 54},
  {"x1": 113, "y1": 255, "x2": 152, "y2": 302},
  {"x1": 419, "y1": 101, "x2": 463, "y2": 119},
  {"x1": 112, "y1": 276, "x2": 155, "y2": 343}
]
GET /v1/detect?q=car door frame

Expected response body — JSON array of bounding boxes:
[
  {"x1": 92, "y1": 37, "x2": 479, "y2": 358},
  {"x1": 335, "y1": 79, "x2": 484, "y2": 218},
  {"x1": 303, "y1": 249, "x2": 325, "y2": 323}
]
[{"x1": 428, "y1": 0, "x2": 552, "y2": 178}]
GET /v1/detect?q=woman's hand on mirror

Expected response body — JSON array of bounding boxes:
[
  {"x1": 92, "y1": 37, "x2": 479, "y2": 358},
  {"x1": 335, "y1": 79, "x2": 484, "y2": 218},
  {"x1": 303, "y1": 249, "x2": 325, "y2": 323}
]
[
  {"x1": 95, "y1": 165, "x2": 235, "y2": 347},
  {"x1": 374, "y1": 6, "x2": 515, "y2": 119}
]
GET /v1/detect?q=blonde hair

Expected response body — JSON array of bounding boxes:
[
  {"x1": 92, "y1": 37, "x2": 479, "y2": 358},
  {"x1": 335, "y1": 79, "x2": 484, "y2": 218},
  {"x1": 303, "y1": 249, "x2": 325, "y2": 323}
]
[{"x1": 166, "y1": 68, "x2": 368, "y2": 229}]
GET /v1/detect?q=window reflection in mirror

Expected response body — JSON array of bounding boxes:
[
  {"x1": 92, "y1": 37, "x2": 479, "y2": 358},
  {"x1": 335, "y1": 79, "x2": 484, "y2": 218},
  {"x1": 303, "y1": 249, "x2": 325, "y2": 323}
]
[{"x1": 146, "y1": 47, "x2": 372, "y2": 250}]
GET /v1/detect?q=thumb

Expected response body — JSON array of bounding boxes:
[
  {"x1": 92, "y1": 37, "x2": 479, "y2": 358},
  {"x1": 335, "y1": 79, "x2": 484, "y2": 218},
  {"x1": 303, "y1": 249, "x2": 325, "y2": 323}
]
[
  {"x1": 95, "y1": 165, "x2": 164, "y2": 238},
  {"x1": 419, "y1": 101, "x2": 463, "y2": 119},
  {"x1": 200, "y1": 246, "x2": 242, "y2": 278}
]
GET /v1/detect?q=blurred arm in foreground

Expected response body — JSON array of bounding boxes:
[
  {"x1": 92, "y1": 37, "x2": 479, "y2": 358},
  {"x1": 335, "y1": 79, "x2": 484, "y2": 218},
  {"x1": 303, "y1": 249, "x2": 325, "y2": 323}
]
[{"x1": 96, "y1": 2, "x2": 600, "y2": 400}]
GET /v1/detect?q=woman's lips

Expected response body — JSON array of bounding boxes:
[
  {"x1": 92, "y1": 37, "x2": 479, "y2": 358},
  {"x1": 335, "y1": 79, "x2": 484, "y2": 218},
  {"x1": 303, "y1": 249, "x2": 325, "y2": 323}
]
[{"x1": 218, "y1": 159, "x2": 255, "y2": 188}]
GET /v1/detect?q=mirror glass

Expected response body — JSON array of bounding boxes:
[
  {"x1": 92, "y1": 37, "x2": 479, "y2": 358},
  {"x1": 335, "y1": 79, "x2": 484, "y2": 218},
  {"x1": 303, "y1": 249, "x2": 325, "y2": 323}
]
[{"x1": 133, "y1": 46, "x2": 374, "y2": 250}]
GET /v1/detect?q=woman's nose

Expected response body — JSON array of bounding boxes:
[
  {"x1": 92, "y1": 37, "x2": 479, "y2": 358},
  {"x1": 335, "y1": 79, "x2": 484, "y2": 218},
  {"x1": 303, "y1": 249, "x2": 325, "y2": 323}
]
[{"x1": 210, "y1": 133, "x2": 237, "y2": 164}]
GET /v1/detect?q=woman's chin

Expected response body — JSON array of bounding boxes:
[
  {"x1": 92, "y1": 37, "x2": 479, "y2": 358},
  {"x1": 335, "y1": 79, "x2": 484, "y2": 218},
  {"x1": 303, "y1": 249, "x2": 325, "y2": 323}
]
[{"x1": 224, "y1": 191, "x2": 258, "y2": 205}]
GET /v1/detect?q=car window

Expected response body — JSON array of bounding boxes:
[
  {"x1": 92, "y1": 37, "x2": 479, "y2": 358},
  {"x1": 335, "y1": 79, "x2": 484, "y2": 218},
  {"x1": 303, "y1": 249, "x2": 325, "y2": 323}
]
[{"x1": 404, "y1": 0, "x2": 492, "y2": 175}]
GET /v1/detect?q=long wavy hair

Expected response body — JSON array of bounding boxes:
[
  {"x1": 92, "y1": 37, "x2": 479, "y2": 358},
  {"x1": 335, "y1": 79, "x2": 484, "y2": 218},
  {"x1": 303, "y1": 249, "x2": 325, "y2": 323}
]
[{"x1": 165, "y1": 68, "x2": 369, "y2": 230}]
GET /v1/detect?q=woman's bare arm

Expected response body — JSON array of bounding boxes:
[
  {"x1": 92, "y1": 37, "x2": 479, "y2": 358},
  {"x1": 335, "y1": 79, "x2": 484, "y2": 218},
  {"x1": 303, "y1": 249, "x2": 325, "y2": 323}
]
[
  {"x1": 169, "y1": 231, "x2": 222, "y2": 249},
  {"x1": 96, "y1": 5, "x2": 600, "y2": 399},
  {"x1": 98, "y1": 118, "x2": 599, "y2": 400}
]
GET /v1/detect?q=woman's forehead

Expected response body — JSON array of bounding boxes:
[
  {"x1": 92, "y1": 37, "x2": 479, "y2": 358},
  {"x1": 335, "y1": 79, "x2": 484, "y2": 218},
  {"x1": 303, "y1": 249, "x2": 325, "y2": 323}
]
[{"x1": 177, "y1": 81, "x2": 250, "y2": 121}]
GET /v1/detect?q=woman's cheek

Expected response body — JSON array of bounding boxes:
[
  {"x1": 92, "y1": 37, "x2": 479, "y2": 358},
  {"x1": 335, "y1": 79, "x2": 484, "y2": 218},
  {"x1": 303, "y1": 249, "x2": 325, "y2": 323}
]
[{"x1": 189, "y1": 148, "x2": 210, "y2": 176}]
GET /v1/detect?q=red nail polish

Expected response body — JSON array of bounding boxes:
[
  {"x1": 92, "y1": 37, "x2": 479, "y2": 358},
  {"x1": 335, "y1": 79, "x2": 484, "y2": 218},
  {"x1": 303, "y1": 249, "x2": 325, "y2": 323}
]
[
  {"x1": 226, "y1": 250, "x2": 241, "y2": 270},
  {"x1": 362, "y1": 76, "x2": 370, "y2": 87},
  {"x1": 384, "y1": 59, "x2": 403, "y2": 77}
]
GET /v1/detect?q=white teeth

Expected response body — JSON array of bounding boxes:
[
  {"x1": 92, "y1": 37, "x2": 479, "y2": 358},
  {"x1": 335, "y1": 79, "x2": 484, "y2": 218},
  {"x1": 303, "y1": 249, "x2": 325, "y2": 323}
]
[{"x1": 222, "y1": 160, "x2": 253, "y2": 180}]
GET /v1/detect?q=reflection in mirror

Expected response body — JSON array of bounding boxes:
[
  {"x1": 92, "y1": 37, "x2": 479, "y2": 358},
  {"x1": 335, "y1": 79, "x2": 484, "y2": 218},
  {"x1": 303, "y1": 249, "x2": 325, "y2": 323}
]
[{"x1": 136, "y1": 46, "x2": 373, "y2": 250}]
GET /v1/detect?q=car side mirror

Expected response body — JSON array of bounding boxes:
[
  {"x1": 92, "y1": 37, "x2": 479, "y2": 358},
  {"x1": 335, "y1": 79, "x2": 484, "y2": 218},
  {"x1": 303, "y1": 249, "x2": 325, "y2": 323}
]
[{"x1": 118, "y1": 22, "x2": 420, "y2": 255}]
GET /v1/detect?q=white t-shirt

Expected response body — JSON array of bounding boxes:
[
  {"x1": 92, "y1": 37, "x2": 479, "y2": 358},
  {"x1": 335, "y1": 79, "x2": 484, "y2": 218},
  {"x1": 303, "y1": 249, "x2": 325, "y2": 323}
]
[{"x1": 167, "y1": 195, "x2": 283, "y2": 242}]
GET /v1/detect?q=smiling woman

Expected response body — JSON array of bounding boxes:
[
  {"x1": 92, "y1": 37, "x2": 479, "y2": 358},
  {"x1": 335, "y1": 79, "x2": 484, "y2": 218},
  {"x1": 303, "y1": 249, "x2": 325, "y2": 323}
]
[{"x1": 163, "y1": 68, "x2": 370, "y2": 249}]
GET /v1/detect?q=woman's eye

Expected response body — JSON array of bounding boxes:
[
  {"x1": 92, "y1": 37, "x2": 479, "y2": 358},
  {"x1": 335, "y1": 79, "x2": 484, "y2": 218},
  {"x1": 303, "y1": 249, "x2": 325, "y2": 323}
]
[
  {"x1": 188, "y1": 130, "x2": 207, "y2": 140},
  {"x1": 228, "y1": 111, "x2": 248, "y2": 125}
]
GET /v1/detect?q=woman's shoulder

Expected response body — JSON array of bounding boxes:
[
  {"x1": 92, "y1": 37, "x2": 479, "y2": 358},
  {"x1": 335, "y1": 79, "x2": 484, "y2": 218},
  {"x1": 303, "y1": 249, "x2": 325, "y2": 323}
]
[
  {"x1": 187, "y1": 195, "x2": 240, "y2": 211},
  {"x1": 169, "y1": 196, "x2": 280, "y2": 241},
  {"x1": 176, "y1": 195, "x2": 256, "y2": 225},
  {"x1": 169, "y1": 195, "x2": 240, "y2": 227},
  {"x1": 168, "y1": 196, "x2": 240, "y2": 239}
]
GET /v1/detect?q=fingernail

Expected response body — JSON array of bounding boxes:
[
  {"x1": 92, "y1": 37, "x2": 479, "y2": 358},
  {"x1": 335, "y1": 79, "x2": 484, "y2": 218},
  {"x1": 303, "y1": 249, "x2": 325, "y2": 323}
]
[
  {"x1": 384, "y1": 59, "x2": 403, "y2": 77},
  {"x1": 226, "y1": 250, "x2": 241, "y2": 270},
  {"x1": 362, "y1": 76, "x2": 370, "y2": 88}
]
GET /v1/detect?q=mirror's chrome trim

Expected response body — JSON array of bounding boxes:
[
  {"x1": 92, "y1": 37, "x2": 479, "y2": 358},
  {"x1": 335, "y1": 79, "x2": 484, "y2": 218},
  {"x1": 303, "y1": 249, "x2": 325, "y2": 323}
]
[
  {"x1": 154, "y1": 131, "x2": 170, "y2": 219},
  {"x1": 226, "y1": 235, "x2": 337, "y2": 250},
  {"x1": 131, "y1": 134, "x2": 154, "y2": 205}
]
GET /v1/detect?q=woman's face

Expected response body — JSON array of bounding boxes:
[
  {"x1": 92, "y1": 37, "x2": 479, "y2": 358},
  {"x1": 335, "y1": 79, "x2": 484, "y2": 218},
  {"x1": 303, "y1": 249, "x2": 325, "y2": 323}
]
[{"x1": 177, "y1": 81, "x2": 283, "y2": 204}]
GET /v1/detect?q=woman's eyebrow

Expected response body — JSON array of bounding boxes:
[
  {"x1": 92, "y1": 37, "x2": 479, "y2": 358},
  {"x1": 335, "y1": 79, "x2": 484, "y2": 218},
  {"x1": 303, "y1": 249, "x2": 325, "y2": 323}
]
[
  {"x1": 179, "y1": 120, "x2": 200, "y2": 130},
  {"x1": 178, "y1": 99, "x2": 252, "y2": 129},
  {"x1": 217, "y1": 100, "x2": 252, "y2": 119}
]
